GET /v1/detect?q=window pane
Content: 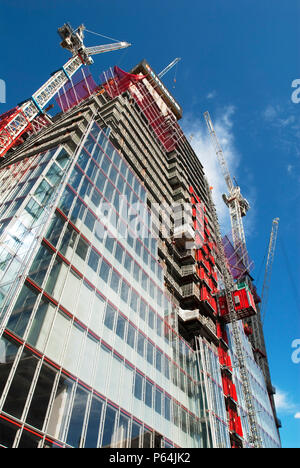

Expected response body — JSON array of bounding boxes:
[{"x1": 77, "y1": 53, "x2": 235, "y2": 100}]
[
  {"x1": 6, "y1": 284, "x2": 38, "y2": 338},
  {"x1": 145, "y1": 381, "x2": 153, "y2": 408},
  {"x1": 84, "y1": 210, "x2": 96, "y2": 232},
  {"x1": 101, "y1": 404, "x2": 117, "y2": 448},
  {"x1": 45, "y1": 257, "x2": 67, "y2": 298},
  {"x1": 0, "y1": 418, "x2": 18, "y2": 448},
  {"x1": 45, "y1": 213, "x2": 65, "y2": 247},
  {"x1": 130, "y1": 290, "x2": 138, "y2": 313},
  {"x1": 115, "y1": 413, "x2": 130, "y2": 448},
  {"x1": 156, "y1": 349, "x2": 162, "y2": 373},
  {"x1": 0, "y1": 335, "x2": 20, "y2": 399},
  {"x1": 84, "y1": 395, "x2": 103, "y2": 448},
  {"x1": 46, "y1": 374, "x2": 75, "y2": 440},
  {"x1": 148, "y1": 307, "x2": 155, "y2": 329},
  {"x1": 140, "y1": 299, "x2": 147, "y2": 321},
  {"x1": 34, "y1": 179, "x2": 52, "y2": 205},
  {"x1": 75, "y1": 237, "x2": 89, "y2": 261},
  {"x1": 110, "y1": 270, "x2": 120, "y2": 294},
  {"x1": 130, "y1": 422, "x2": 141, "y2": 448},
  {"x1": 17, "y1": 430, "x2": 41, "y2": 448},
  {"x1": 134, "y1": 373, "x2": 143, "y2": 401},
  {"x1": 46, "y1": 163, "x2": 63, "y2": 186},
  {"x1": 120, "y1": 281, "x2": 129, "y2": 303},
  {"x1": 165, "y1": 395, "x2": 171, "y2": 421},
  {"x1": 126, "y1": 323, "x2": 136, "y2": 349},
  {"x1": 116, "y1": 315, "x2": 126, "y2": 339},
  {"x1": 155, "y1": 389, "x2": 162, "y2": 414},
  {"x1": 27, "y1": 298, "x2": 55, "y2": 351},
  {"x1": 28, "y1": 244, "x2": 53, "y2": 287},
  {"x1": 26, "y1": 363, "x2": 57, "y2": 430},
  {"x1": 146, "y1": 341, "x2": 154, "y2": 365},
  {"x1": 99, "y1": 259, "x2": 111, "y2": 283},
  {"x1": 137, "y1": 334, "x2": 145, "y2": 357},
  {"x1": 46, "y1": 310, "x2": 71, "y2": 364},
  {"x1": 104, "y1": 304, "x2": 116, "y2": 330},
  {"x1": 66, "y1": 386, "x2": 88, "y2": 447},
  {"x1": 124, "y1": 253, "x2": 132, "y2": 273},
  {"x1": 88, "y1": 249, "x2": 100, "y2": 273},
  {"x1": 58, "y1": 186, "x2": 75, "y2": 216},
  {"x1": 59, "y1": 224, "x2": 77, "y2": 258},
  {"x1": 143, "y1": 430, "x2": 152, "y2": 448},
  {"x1": 3, "y1": 349, "x2": 39, "y2": 419}
]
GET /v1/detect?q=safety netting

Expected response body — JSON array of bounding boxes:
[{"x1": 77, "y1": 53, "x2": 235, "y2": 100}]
[{"x1": 55, "y1": 66, "x2": 98, "y2": 112}]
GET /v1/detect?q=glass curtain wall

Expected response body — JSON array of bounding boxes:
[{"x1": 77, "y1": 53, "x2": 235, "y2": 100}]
[{"x1": 0, "y1": 121, "x2": 210, "y2": 448}]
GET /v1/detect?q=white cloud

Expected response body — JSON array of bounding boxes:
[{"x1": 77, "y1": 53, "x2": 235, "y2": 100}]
[
  {"x1": 206, "y1": 90, "x2": 216, "y2": 100},
  {"x1": 274, "y1": 389, "x2": 295, "y2": 413},
  {"x1": 181, "y1": 106, "x2": 241, "y2": 235},
  {"x1": 263, "y1": 104, "x2": 279, "y2": 121},
  {"x1": 262, "y1": 104, "x2": 297, "y2": 128},
  {"x1": 294, "y1": 412, "x2": 300, "y2": 419}
]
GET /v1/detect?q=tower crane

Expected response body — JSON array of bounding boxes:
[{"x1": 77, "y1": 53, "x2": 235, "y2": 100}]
[
  {"x1": 206, "y1": 181, "x2": 262, "y2": 448},
  {"x1": 0, "y1": 23, "x2": 131, "y2": 158},
  {"x1": 204, "y1": 111, "x2": 250, "y2": 274},
  {"x1": 248, "y1": 219, "x2": 279, "y2": 368},
  {"x1": 203, "y1": 111, "x2": 262, "y2": 447},
  {"x1": 261, "y1": 217, "x2": 279, "y2": 324},
  {"x1": 246, "y1": 217, "x2": 279, "y2": 420},
  {"x1": 158, "y1": 58, "x2": 181, "y2": 79}
]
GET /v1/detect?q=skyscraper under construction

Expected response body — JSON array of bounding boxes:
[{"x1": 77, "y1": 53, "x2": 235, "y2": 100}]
[{"x1": 0, "y1": 24, "x2": 281, "y2": 448}]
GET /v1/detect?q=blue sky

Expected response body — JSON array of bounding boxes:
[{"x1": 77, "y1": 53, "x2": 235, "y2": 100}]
[{"x1": 1, "y1": 0, "x2": 299, "y2": 448}]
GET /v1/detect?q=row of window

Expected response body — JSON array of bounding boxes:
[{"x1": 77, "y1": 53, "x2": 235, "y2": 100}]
[
  {"x1": 0, "y1": 411, "x2": 172, "y2": 449},
  {"x1": 67, "y1": 154, "x2": 158, "y2": 265},
  {"x1": 0, "y1": 154, "x2": 40, "y2": 204},
  {"x1": 46, "y1": 207, "x2": 164, "y2": 300},
  {"x1": 7, "y1": 275, "x2": 196, "y2": 398},
  {"x1": 0, "y1": 334, "x2": 168, "y2": 448},
  {"x1": 27, "y1": 237, "x2": 168, "y2": 343},
  {"x1": 0, "y1": 333, "x2": 203, "y2": 447},
  {"x1": 87, "y1": 121, "x2": 147, "y2": 204},
  {"x1": 27, "y1": 237, "x2": 195, "y2": 377},
  {"x1": 0, "y1": 148, "x2": 66, "y2": 221},
  {"x1": 74, "y1": 133, "x2": 151, "y2": 240},
  {"x1": 79, "y1": 123, "x2": 154, "y2": 232}
]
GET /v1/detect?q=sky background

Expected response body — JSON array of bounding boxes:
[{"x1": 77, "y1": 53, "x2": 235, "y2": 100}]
[{"x1": 1, "y1": 0, "x2": 299, "y2": 448}]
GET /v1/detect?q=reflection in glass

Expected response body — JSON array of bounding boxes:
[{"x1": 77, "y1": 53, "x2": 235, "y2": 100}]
[
  {"x1": 84, "y1": 395, "x2": 103, "y2": 448},
  {"x1": 3, "y1": 349, "x2": 39, "y2": 419},
  {"x1": 66, "y1": 385, "x2": 88, "y2": 447},
  {"x1": 101, "y1": 404, "x2": 117, "y2": 448}
]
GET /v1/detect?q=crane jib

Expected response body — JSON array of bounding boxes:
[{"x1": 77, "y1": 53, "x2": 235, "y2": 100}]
[{"x1": 0, "y1": 23, "x2": 131, "y2": 158}]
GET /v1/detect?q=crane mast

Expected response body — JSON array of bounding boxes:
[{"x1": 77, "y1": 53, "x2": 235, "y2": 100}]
[
  {"x1": 0, "y1": 23, "x2": 131, "y2": 159},
  {"x1": 203, "y1": 111, "x2": 262, "y2": 447},
  {"x1": 204, "y1": 111, "x2": 250, "y2": 272},
  {"x1": 206, "y1": 183, "x2": 262, "y2": 448},
  {"x1": 248, "y1": 218, "x2": 279, "y2": 374},
  {"x1": 261, "y1": 218, "x2": 279, "y2": 324}
]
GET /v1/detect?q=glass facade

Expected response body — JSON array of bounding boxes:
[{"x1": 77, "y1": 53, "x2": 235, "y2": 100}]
[
  {"x1": 0, "y1": 120, "x2": 212, "y2": 448},
  {"x1": 0, "y1": 118, "x2": 281, "y2": 449},
  {"x1": 227, "y1": 322, "x2": 281, "y2": 448}
]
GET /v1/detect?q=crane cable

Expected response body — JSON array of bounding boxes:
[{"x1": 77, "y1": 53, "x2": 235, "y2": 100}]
[
  {"x1": 256, "y1": 240, "x2": 269, "y2": 290},
  {"x1": 84, "y1": 28, "x2": 123, "y2": 44},
  {"x1": 173, "y1": 62, "x2": 178, "y2": 89},
  {"x1": 84, "y1": 28, "x2": 130, "y2": 67}
]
